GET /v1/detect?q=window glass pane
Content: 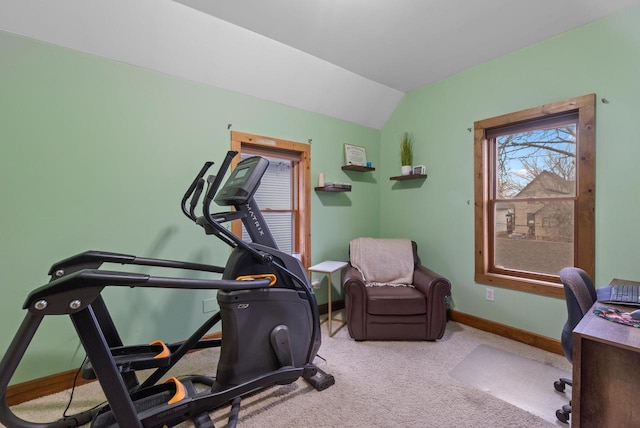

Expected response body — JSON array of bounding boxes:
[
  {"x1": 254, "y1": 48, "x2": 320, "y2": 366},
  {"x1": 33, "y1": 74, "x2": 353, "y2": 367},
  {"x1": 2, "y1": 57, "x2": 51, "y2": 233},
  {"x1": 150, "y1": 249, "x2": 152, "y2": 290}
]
[
  {"x1": 261, "y1": 212, "x2": 293, "y2": 254},
  {"x1": 495, "y1": 124, "x2": 577, "y2": 199},
  {"x1": 240, "y1": 153, "x2": 294, "y2": 252},
  {"x1": 251, "y1": 156, "x2": 292, "y2": 210},
  {"x1": 493, "y1": 200, "x2": 574, "y2": 276}
]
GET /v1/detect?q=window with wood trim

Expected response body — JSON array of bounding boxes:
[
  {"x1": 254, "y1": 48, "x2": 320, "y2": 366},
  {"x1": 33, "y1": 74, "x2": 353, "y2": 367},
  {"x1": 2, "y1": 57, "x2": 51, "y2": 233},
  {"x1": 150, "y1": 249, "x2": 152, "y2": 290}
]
[
  {"x1": 474, "y1": 94, "x2": 595, "y2": 297},
  {"x1": 230, "y1": 131, "x2": 311, "y2": 268}
]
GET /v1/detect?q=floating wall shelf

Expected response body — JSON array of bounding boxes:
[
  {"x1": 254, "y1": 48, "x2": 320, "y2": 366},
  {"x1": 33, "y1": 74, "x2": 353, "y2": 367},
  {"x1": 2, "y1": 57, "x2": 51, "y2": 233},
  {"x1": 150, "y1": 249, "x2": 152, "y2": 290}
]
[
  {"x1": 342, "y1": 165, "x2": 375, "y2": 172},
  {"x1": 315, "y1": 186, "x2": 351, "y2": 192},
  {"x1": 389, "y1": 174, "x2": 428, "y2": 181}
]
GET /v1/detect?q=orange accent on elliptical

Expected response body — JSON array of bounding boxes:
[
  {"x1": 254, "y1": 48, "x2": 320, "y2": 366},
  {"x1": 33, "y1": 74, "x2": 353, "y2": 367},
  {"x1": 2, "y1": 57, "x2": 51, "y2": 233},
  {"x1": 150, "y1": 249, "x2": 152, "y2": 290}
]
[
  {"x1": 165, "y1": 377, "x2": 186, "y2": 405},
  {"x1": 150, "y1": 340, "x2": 170, "y2": 359},
  {"x1": 235, "y1": 273, "x2": 277, "y2": 286}
]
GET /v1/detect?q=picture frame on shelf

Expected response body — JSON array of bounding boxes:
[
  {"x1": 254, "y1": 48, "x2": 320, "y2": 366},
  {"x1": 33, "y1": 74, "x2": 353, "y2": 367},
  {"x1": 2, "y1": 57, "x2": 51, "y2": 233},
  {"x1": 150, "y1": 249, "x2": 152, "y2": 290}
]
[
  {"x1": 344, "y1": 144, "x2": 367, "y2": 167},
  {"x1": 413, "y1": 165, "x2": 426, "y2": 175}
]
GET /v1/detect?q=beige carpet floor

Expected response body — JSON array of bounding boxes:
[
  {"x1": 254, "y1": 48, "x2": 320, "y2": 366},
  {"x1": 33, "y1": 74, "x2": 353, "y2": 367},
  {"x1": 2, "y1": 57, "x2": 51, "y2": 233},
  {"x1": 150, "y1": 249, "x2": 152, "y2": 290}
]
[{"x1": 9, "y1": 320, "x2": 572, "y2": 427}]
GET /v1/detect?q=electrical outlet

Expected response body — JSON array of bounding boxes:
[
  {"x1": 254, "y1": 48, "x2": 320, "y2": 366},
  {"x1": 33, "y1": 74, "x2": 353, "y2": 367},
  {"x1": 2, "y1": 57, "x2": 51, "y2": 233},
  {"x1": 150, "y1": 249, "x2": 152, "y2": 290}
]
[
  {"x1": 202, "y1": 298, "x2": 217, "y2": 313},
  {"x1": 486, "y1": 288, "x2": 495, "y2": 302}
]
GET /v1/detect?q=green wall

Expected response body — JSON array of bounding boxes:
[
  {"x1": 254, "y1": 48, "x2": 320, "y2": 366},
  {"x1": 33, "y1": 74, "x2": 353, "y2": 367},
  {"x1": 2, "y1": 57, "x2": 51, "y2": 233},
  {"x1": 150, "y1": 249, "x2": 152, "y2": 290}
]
[
  {"x1": 380, "y1": 5, "x2": 640, "y2": 338},
  {"x1": 0, "y1": 31, "x2": 379, "y2": 383}
]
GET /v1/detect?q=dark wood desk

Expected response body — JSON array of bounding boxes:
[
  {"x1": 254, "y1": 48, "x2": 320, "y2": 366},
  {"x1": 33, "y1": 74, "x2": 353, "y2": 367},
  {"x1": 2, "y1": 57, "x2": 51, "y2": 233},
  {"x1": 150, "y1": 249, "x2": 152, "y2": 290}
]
[{"x1": 572, "y1": 279, "x2": 640, "y2": 428}]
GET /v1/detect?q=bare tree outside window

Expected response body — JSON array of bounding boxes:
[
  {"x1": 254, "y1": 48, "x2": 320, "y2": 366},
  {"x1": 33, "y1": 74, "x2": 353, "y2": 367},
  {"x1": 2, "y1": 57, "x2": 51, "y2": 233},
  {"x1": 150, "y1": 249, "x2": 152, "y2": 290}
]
[{"x1": 496, "y1": 125, "x2": 576, "y2": 198}]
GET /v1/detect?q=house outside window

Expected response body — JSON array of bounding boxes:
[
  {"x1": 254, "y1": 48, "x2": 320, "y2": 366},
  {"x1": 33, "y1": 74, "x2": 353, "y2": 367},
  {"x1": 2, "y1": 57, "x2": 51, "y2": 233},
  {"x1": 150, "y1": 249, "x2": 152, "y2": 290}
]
[{"x1": 474, "y1": 94, "x2": 595, "y2": 297}]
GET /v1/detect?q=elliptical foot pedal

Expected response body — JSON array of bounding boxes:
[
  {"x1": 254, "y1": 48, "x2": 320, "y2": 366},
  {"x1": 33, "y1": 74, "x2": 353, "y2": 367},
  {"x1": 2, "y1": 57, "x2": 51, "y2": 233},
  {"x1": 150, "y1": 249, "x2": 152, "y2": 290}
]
[
  {"x1": 82, "y1": 340, "x2": 171, "y2": 380},
  {"x1": 91, "y1": 377, "x2": 187, "y2": 428},
  {"x1": 305, "y1": 367, "x2": 335, "y2": 391}
]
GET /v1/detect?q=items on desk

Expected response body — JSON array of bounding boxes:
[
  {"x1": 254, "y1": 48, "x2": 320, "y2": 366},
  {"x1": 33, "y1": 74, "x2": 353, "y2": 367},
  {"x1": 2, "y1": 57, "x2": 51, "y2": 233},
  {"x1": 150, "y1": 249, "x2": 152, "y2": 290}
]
[
  {"x1": 596, "y1": 282, "x2": 640, "y2": 306},
  {"x1": 593, "y1": 305, "x2": 640, "y2": 328}
]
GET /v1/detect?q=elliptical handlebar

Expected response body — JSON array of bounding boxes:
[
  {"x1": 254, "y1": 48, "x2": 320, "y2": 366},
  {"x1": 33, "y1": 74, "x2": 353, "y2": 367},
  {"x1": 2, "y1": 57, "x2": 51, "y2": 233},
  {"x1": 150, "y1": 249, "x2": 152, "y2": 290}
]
[
  {"x1": 203, "y1": 150, "x2": 237, "y2": 206},
  {"x1": 181, "y1": 161, "x2": 214, "y2": 221},
  {"x1": 182, "y1": 151, "x2": 275, "y2": 264},
  {"x1": 25, "y1": 269, "x2": 274, "y2": 316},
  {"x1": 181, "y1": 150, "x2": 239, "y2": 222},
  {"x1": 189, "y1": 178, "x2": 206, "y2": 221}
]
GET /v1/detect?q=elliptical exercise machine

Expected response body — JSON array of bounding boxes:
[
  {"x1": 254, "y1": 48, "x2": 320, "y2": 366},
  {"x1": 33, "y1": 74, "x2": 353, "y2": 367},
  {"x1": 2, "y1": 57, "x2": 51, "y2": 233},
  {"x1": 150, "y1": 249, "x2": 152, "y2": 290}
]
[{"x1": 0, "y1": 150, "x2": 334, "y2": 428}]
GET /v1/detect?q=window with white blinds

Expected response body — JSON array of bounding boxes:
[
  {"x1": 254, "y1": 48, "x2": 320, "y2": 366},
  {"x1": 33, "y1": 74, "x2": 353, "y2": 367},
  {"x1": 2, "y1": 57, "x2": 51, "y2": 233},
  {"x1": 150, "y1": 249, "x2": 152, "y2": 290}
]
[
  {"x1": 231, "y1": 131, "x2": 310, "y2": 267},
  {"x1": 240, "y1": 153, "x2": 296, "y2": 255}
]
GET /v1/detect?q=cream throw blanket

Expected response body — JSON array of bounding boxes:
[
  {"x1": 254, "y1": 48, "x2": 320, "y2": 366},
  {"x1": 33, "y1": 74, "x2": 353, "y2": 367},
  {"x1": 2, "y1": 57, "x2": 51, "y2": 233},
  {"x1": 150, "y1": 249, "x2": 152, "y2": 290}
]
[{"x1": 349, "y1": 238, "x2": 414, "y2": 287}]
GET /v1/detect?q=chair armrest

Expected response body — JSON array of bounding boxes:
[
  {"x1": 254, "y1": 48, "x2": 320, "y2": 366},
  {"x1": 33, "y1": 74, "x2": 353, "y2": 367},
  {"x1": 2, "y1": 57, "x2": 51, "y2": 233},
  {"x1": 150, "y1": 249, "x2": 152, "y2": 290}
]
[
  {"x1": 413, "y1": 265, "x2": 450, "y2": 297},
  {"x1": 343, "y1": 266, "x2": 367, "y2": 340},
  {"x1": 343, "y1": 266, "x2": 364, "y2": 288},
  {"x1": 413, "y1": 264, "x2": 452, "y2": 340},
  {"x1": 343, "y1": 265, "x2": 366, "y2": 304}
]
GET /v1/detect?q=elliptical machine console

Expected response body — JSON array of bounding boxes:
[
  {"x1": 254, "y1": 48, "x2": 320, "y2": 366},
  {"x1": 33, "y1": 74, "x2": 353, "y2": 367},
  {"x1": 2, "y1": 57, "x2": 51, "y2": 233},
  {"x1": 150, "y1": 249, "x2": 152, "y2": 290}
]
[
  {"x1": 0, "y1": 150, "x2": 333, "y2": 428},
  {"x1": 214, "y1": 155, "x2": 268, "y2": 206}
]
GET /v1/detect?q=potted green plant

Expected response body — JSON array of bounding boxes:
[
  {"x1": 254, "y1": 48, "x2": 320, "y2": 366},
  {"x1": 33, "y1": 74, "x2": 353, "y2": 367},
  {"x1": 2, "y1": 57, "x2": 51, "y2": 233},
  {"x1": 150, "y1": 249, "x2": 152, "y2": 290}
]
[{"x1": 400, "y1": 131, "x2": 414, "y2": 175}]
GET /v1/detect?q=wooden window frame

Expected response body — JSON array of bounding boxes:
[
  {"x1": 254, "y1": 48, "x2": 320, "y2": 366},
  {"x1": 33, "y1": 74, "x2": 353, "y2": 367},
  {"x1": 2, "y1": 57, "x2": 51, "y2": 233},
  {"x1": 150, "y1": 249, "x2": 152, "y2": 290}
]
[
  {"x1": 230, "y1": 131, "x2": 311, "y2": 268},
  {"x1": 474, "y1": 94, "x2": 595, "y2": 297}
]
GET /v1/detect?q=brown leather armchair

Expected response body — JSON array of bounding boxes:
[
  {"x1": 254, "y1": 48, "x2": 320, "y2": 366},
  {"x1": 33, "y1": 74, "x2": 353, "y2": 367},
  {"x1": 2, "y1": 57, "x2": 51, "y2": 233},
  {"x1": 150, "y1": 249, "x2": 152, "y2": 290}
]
[{"x1": 343, "y1": 239, "x2": 451, "y2": 341}]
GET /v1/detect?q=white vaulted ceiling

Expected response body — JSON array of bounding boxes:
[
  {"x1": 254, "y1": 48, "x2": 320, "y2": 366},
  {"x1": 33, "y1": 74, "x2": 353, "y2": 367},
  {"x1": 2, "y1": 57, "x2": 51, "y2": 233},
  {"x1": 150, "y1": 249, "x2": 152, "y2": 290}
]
[{"x1": 2, "y1": 0, "x2": 639, "y2": 129}]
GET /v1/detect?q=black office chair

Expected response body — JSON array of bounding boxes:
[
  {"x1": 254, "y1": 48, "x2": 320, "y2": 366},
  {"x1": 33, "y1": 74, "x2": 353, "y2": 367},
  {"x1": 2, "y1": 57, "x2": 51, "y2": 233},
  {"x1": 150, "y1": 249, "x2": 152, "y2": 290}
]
[{"x1": 554, "y1": 267, "x2": 597, "y2": 423}]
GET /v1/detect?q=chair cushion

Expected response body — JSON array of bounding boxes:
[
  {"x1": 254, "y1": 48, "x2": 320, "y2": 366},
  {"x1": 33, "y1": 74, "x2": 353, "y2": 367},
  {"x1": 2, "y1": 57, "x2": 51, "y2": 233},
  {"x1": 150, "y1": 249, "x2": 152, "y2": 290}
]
[{"x1": 366, "y1": 286, "x2": 426, "y2": 316}]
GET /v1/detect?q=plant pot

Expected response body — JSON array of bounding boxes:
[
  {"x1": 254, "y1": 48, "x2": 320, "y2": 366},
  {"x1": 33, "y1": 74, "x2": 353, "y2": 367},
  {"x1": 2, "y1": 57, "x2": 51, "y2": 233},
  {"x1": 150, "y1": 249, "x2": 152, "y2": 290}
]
[{"x1": 401, "y1": 165, "x2": 412, "y2": 176}]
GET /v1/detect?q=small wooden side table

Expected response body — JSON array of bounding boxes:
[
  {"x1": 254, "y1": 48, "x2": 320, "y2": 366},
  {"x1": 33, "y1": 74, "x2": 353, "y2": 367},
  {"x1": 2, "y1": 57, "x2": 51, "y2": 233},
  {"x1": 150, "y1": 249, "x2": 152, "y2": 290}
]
[{"x1": 308, "y1": 260, "x2": 348, "y2": 337}]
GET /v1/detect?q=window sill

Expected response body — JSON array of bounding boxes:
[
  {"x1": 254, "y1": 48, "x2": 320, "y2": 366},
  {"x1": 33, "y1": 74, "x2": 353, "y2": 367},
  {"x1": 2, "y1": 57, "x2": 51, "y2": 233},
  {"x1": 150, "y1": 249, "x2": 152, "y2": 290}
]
[{"x1": 475, "y1": 272, "x2": 564, "y2": 298}]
